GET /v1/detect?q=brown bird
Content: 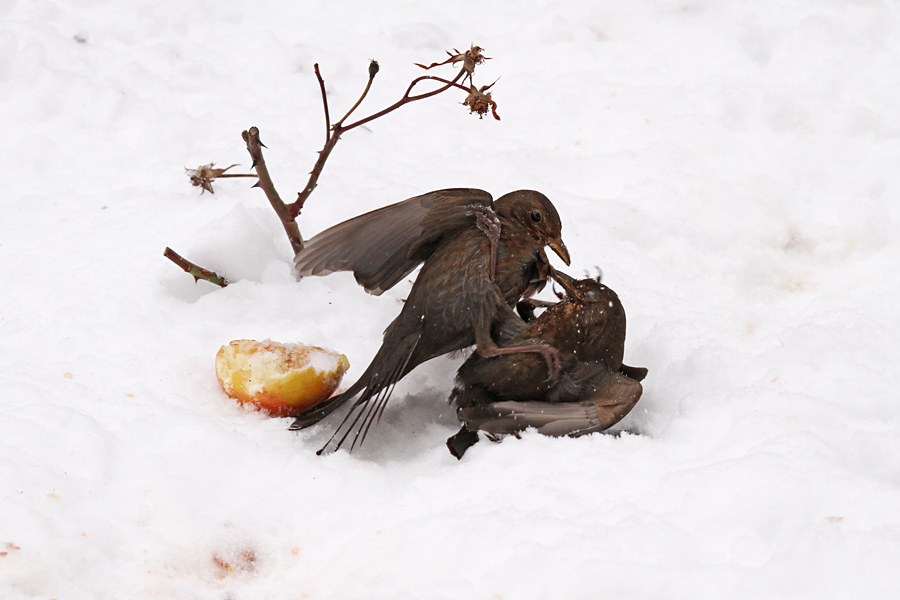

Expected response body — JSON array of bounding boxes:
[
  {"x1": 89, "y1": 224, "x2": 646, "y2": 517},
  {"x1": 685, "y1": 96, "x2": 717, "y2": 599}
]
[
  {"x1": 290, "y1": 188, "x2": 571, "y2": 453},
  {"x1": 447, "y1": 270, "x2": 647, "y2": 458}
]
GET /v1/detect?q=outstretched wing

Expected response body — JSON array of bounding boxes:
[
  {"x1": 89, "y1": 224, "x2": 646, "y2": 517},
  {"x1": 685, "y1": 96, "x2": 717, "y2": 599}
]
[{"x1": 295, "y1": 188, "x2": 493, "y2": 295}]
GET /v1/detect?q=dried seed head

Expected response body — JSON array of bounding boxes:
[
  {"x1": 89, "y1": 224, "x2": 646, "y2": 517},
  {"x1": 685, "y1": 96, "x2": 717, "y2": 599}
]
[
  {"x1": 186, "y1": 163, "x2": 246, "y2": 194},
  {"x1": 415, "y1": 44, "x2": 490, "y2": 82},
  {"x1": 462, "y1": 84, "x2": 500, "y2": 120},
  {"x1": 461, "y1": 45, "x2": 489, "y2": 76}
]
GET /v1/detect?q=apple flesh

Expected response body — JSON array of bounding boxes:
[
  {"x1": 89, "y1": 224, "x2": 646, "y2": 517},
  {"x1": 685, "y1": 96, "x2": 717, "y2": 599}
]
[{"x1": 215, "y1": 340, "x2": 349, "y2": 417}]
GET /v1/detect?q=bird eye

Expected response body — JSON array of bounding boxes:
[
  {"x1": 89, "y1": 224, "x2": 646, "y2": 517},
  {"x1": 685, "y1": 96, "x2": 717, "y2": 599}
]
[
  {"x1": 531, "y1": 211, "x2": 542, "y2": 223},
  {"x1": 587, "y1": 291, "x2": 599, "y2": 300}
]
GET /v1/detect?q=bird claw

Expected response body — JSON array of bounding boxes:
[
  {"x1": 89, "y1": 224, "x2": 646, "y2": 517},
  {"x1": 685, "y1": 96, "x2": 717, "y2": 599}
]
[
  {"x1": 476, "y1": 339, "x2": 562, "y2": 382},
  {"x1": 539, "y1": 343, "x2": 563, "y2": 382},
  {"x1": 470, "y1": 207, "x2": 501, "y2": 237},
  {"x1": 466, "y1": 204, "x2": 501, "y2": 281}
]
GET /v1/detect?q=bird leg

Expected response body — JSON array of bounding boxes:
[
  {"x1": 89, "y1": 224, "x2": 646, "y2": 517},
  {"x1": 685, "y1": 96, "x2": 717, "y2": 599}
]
[
  {"x1": 466, "y1": 203, "x2": 501, "y2": 281},
  {"x1": 474, "y1": 331, "x2": 563, "y2": 382}
]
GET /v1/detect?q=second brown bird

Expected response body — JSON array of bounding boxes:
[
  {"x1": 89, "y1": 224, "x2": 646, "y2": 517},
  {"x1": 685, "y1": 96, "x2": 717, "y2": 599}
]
[{"x1": 448, "y1": 271, "x2": 647, "y2": 458}]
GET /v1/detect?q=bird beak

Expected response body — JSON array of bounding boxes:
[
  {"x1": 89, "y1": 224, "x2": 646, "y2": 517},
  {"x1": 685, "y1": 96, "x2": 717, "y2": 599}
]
[
  {"x1": 551, "y1": 268, "x2": 581, "y2": 300},
  {"x1": 547, "y1": 237, "x2": 571, "y2": 266}
]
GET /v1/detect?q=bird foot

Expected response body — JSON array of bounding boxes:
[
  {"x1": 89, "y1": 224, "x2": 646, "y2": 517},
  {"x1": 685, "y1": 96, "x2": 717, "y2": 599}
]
[
  {"x1": 466, "y1": 203, "x2": 501, "y2": 281},
  {"x1": 537, "y1": 342, "x2": 563, "y2": 382},
  {"x1": 478, "y1": 341, "x2": 563, "y2": 382}
]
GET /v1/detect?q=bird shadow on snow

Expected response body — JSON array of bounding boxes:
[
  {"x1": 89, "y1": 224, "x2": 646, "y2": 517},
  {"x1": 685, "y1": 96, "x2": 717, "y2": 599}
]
[{"x1": 294, "y1": 385, "x2": 463, "y2": 464}]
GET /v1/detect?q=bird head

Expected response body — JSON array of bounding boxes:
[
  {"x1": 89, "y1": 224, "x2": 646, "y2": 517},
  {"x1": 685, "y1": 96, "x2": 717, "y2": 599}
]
[
  {"x1": 551, "y1": 269, "x2": 608, "y2": 305},
  {"x1": 494, "y1": 190, "x2": 570, "y2": 265},
  {"x1": 549, "y1": 268, "x2": 626, "y2": 366}
]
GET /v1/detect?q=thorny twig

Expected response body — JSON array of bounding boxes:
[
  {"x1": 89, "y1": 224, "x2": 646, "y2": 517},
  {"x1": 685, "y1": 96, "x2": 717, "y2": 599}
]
[
  {"x1": 242, "y1": 127, "x2": 305, "y2": 255},
  {"x1": 163, "y1": 247, "x2": 228, "y2": 287}
]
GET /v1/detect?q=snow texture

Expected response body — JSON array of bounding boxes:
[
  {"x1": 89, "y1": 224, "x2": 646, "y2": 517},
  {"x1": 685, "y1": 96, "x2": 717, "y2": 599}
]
[{"x1": 2, "y1": 1, "x2": 900, "y2": 598}]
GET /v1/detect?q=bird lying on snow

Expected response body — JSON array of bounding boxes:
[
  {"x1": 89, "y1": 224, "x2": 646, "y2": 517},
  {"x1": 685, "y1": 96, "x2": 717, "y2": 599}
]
[
  {"x1": 290, "y1": 188, "x2": 571, "y2": 454},
  {"x1": 447, "y1": 270, "x2": 647, "y2": 459}
]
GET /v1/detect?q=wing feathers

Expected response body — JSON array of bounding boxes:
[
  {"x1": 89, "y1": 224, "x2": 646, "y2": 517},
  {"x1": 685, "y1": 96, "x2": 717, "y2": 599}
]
[
  {"x1": 456, "y1": 372, "x2": 643, "y2": 438},
  {"x1": 295, "y1": 188, "x2": 492, "y2": 295}
]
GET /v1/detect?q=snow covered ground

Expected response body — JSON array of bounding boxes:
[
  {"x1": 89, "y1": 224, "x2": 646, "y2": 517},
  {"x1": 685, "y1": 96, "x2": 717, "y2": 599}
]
[{"x1": 2, "y1": 0, "x2": 900, "y2": 598}]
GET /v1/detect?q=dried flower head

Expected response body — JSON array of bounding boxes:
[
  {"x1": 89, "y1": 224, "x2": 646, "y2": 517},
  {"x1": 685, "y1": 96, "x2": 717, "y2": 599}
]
[
  {"x1": 462, "y1": 83, "x2": 500, "y2": 120},
  {"x1": 460, "y1": 45, "x2": 489, "y2": 77},
  {"x1": 186, "y1": 163, "x2": 256, "y2": 194},
  {"x1": 416, "y1": 45, "x2": 490, "y2": 83}
]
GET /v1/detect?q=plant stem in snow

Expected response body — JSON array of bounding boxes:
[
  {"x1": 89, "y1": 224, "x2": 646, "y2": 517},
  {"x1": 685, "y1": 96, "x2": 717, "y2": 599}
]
[
  {"x1": 163, "y1": 247, "x2": 228, "y2": 287},
  {"x1": 242, "y1": 127, "x2": 305, "y2": 255}
]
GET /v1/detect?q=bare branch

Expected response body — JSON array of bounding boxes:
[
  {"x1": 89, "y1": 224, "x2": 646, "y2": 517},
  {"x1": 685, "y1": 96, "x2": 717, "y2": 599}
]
[
  {"x1": 164, "y1": 247, "x2": 228, "y2": 287},
  {"x1": 341, "y1": 68, "x2": 467, "y2": 132},
  {"x1": 335, "y1": 60, "x2": 379, "y2": 128},
  {"x1": 314, "y1": 64, "x2": 331, "y2": 144},
  {"x1": 242, "y1": 127, "x2": 305, "y2": 253}
]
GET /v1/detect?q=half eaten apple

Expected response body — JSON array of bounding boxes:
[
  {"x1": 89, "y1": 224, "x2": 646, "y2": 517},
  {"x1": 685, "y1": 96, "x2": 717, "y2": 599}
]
[{"x1": 215, "y1": 339, "x2": 349, "y2": 417}]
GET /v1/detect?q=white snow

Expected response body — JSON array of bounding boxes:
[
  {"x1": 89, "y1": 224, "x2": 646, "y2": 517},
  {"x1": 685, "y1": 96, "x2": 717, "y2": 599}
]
[{"x1": 2, "y1": 1, "x2": 900, "y2": 598}]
